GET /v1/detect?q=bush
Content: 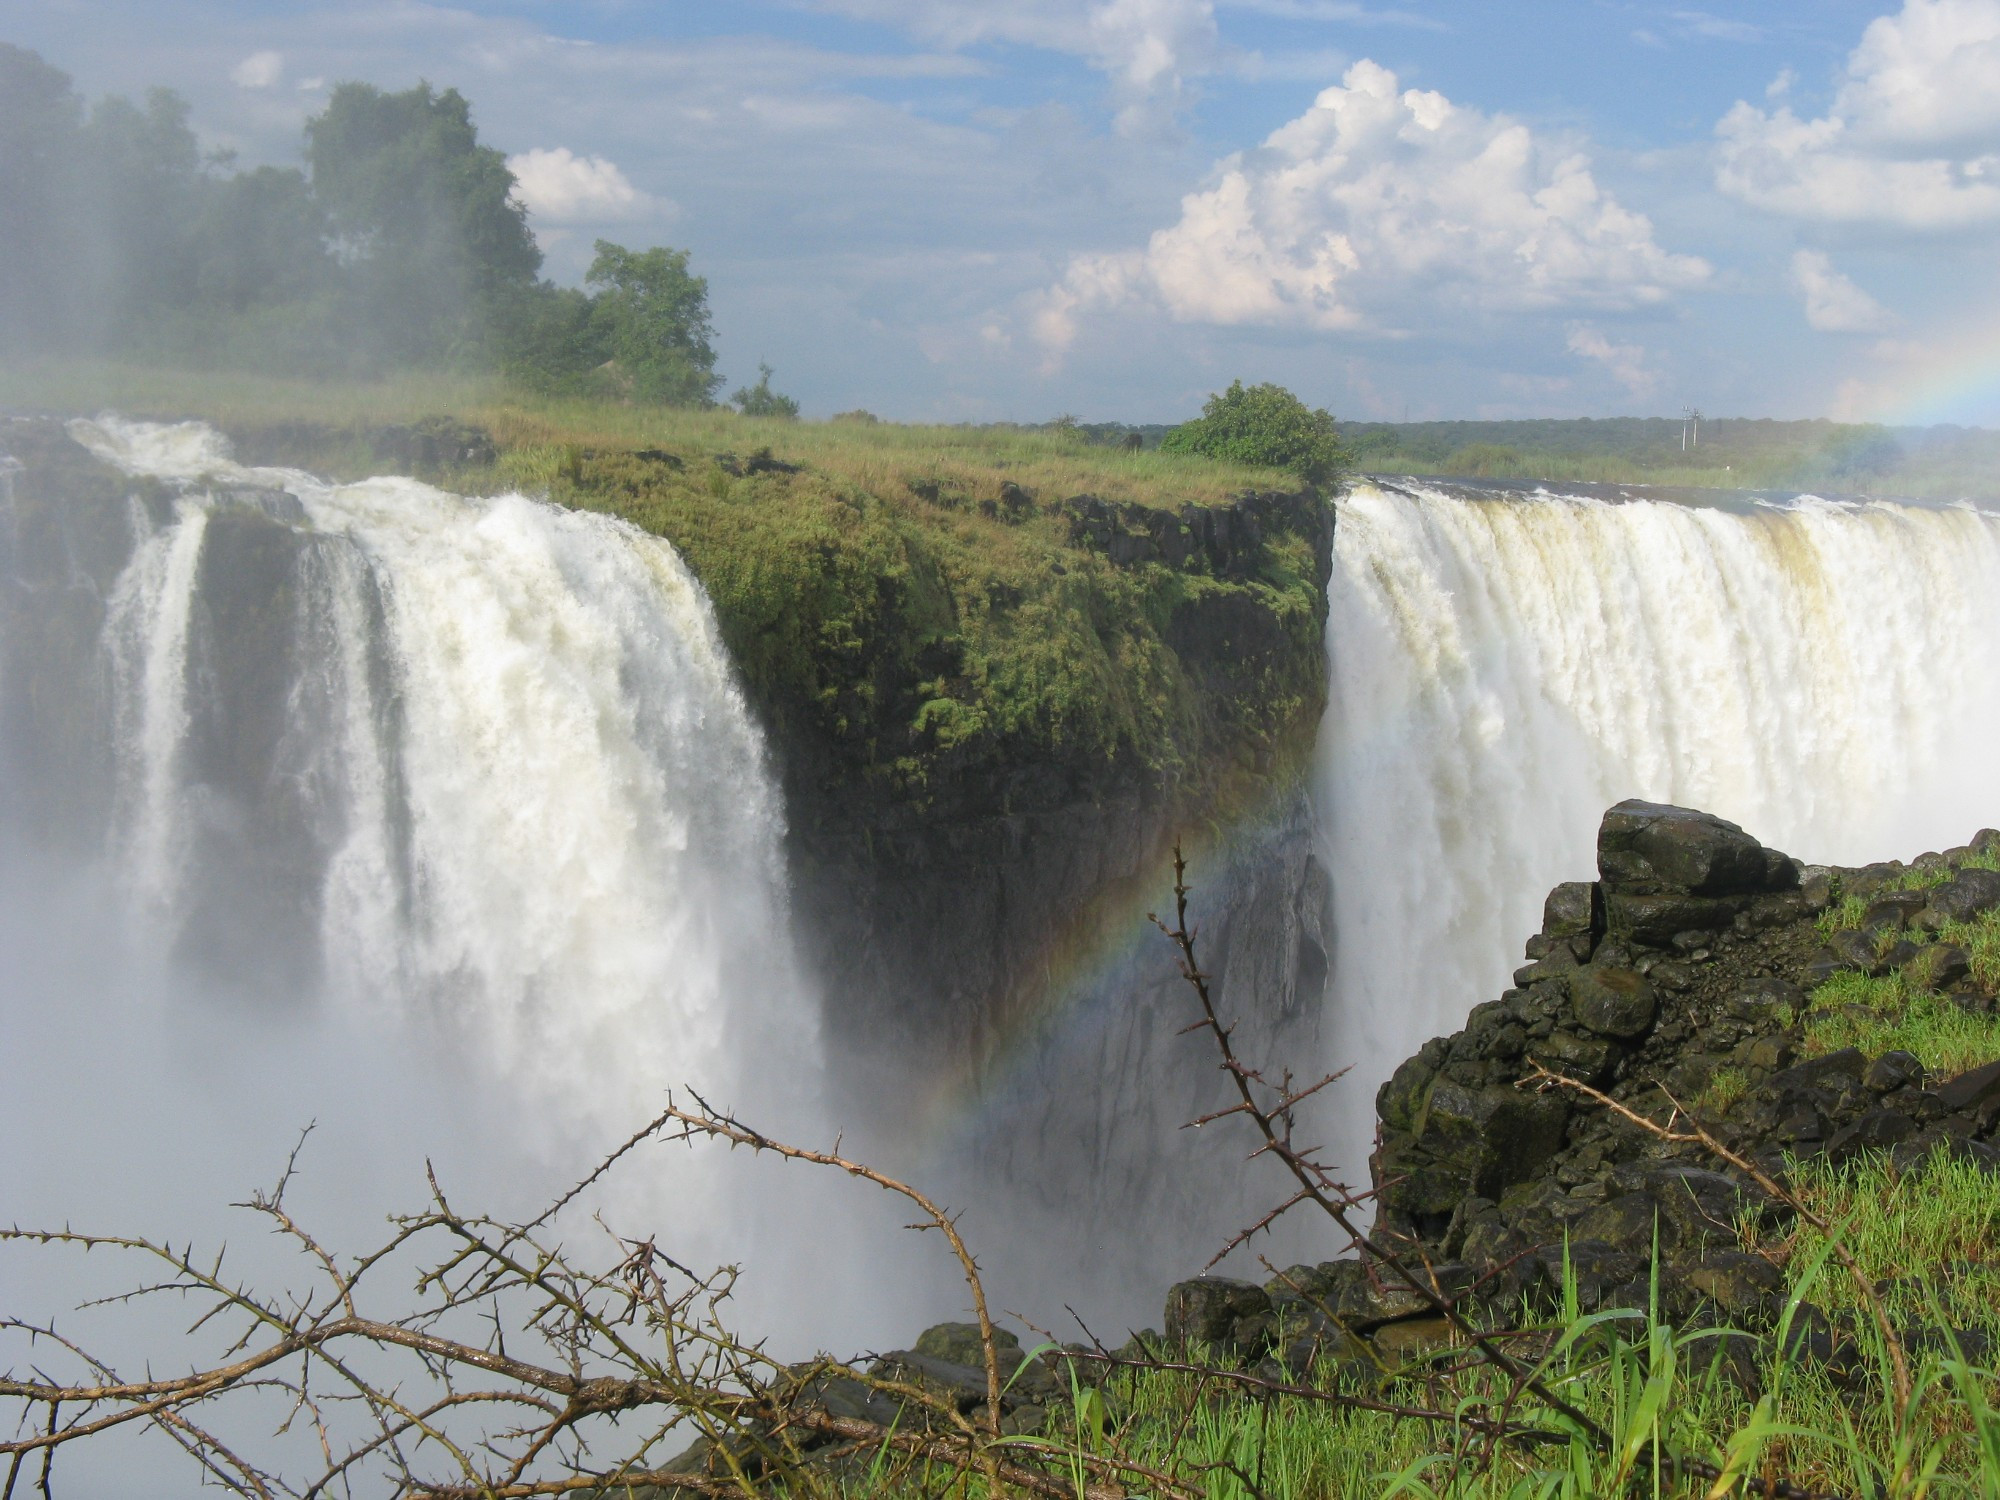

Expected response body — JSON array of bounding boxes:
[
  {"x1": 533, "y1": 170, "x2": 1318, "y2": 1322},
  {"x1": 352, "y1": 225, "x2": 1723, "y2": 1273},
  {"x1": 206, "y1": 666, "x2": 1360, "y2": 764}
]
[
  {"x1": 731, "y1": 362, "x2": 800, "y2": 420},
  {"x1": 1161, "y1": 380, "x2": 1349, "y2": 487}
]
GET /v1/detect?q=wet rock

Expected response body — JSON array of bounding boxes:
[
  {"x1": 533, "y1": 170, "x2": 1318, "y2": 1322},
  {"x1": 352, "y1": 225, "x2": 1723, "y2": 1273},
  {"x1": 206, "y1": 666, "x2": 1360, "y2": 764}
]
[
  {"x1": 1409, "y1": 1080, "x2": 1571, "y2": 1201},
  {"x1": 1332, "y1": 1263, "x2": 1473, "y2": 1330},
  {"x1": 1727, "y1": 978, "x2": 1804, "y2": 1027},
  {"x1": 916, "y1": 1322, "x2": 1020, "y2": 1370},
  {"x1": 1935, "y1": 1059, "x2": 2000, "y2": 1115},
  {"x1": 1909, "y1": 944, "x2": 1972, "y2": 992},
  {"x1": 1863, "y1": 1051, "x2": 1926, "y2": 1094},
  {"x1": 1597, "y1": 801, "x2": 1778, "y2": 896},
  {"x1": 1570, "y1": 965, "x2": 1658, "y2": 1039},
  {"x1": 1543, "y1": 881, "x2": 1600, "y2": 939},
  {"x1": 1572, "y1": 1194, "x2": 1660, "y2": 1252},
  {"x1": 1826, "y1": 928, "x2": 1880, "y2": 971},
  {"x1": 1861, "y1": 890, "x2": 1930, "y2": 933},
  {"x1": 1165, "y1": 1277, "x2": 1272, "y2": 1353},
  {"x1": 1824, "y1": 1108, "x2": 1917, "y2": 1164},
  {"x1": 1605, "y1": 892, "x2": 1742, "y2": 945},
  {"x1": 1371, "y1": 1317, "x2": 1455, "y2": 1364},
  {"x1": 1925, "y1": 868, "x2": 2000, "y2": 925},
  {"x1": 1679, "y1": 1251, "x2": 1782, "y2": 1318}
]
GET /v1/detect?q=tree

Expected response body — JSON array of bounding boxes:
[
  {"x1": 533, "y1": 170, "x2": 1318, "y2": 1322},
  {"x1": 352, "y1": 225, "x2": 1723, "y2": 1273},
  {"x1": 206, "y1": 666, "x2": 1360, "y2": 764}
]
[
  {"x1": 1161, "y1": 380, "x2": 1351, "y2": 487},
  {"x1": 731, "y1": 362, "x2": 800, "y2": 420},
  {"x1": 0, "y1": 45, "x2": 85, "y2": 350},
  {"x1": 305, "y1": 81, "x2": 540, "y2": 363},
  {"x1": 586, "y1": 241, "x2": 721, "y2": 406}
]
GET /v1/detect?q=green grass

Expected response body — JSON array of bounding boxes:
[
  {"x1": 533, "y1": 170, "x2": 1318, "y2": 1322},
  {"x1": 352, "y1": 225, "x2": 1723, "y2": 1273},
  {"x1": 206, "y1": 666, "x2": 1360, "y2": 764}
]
[
  {"x1": 854, "y1": 1152, "x2": 2000, "y2": 1499},
  {"x1": 1803, "y1": 852, "x2": 2000, "y2": 1074}
]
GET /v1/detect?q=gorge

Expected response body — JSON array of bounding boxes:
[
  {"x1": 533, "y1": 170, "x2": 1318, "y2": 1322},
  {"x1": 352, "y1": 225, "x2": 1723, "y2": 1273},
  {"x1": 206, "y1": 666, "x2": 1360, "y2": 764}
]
[{"x1": 4, "y1": 416, "x2": 2000, "y2": 1373}]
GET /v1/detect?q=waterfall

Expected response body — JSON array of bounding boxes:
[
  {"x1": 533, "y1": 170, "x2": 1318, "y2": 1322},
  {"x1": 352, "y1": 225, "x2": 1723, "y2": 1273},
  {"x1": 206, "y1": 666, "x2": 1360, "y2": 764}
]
[
  {"x1": 67, "y1": 416, "x2": 808, "y2": 1112},
  {"x1": 1, "y1": 420, "x2": 904, "y2": 1370},
  {"x1": 1317, "y1": 478, "x2": 2000, "y2": 1171}
]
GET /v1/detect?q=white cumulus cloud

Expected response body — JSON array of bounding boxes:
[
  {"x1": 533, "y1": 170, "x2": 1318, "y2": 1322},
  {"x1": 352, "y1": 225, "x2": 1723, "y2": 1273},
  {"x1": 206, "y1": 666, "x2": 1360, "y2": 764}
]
[
  {"x1": 1035, "y1": 60, "x2": 1708, "y2": 352},
  {"x1": 231, "y1": 51, "x2": 284, "y2": 90},
  {"x1": 1789, "y1": 250, "x2": 1896, "y2": 332},
  {"x1": 506, "y1": 148, "x2": 653, "y2": 223},
  {"x1": 1715, "y1": 0, "x2": 2000, "y2": 228}
]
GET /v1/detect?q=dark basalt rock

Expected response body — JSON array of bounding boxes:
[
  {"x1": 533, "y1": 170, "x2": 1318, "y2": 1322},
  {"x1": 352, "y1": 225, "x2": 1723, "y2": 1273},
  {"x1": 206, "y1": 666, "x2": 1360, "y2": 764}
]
[
  {"x1": 1597, "y1": 800, "x2": 1783, "y2": 896},
  {"x1": 1164, "y1": 1276, "x2": 1273, "y2": 1352},
  {"x1": 1570, "y1": 964, "x2": 1657, "y2": 1039},
  {"x1": 1340, "y1": 799, "x2": 2000, "y2": 1367},
  {"x1": 1925, "y1": 868, "x2": 2000, "y2": 925}
]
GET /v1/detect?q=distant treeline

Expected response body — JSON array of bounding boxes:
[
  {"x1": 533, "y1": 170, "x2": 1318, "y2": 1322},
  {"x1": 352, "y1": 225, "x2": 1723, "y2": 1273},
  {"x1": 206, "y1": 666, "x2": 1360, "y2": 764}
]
[
  {"x1": 0, "y1": 44, "x2": 769, "y2": 407},
  {"x1": 1341, "y1": 416, "x2": 2000, "y2": 496}
]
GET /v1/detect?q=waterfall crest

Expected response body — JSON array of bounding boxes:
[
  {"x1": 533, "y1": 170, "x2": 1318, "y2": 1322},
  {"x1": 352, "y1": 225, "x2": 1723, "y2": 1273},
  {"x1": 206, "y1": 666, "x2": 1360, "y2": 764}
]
[{"x1": 1317, "y1": 478, "x2": 2000, "y2": 1164}]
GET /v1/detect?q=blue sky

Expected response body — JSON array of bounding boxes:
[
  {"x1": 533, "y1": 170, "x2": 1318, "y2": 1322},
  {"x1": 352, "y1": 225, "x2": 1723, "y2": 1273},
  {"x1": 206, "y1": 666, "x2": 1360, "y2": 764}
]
[{"x1": 8, "y1": 0, "x2": 2000, "y2": 424}]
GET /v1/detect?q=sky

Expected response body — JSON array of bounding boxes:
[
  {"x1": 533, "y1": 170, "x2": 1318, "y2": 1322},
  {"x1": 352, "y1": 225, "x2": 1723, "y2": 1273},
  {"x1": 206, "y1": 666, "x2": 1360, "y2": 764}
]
[{"x1": 7, "y1": 0, "x2": 2000, "y2": 425}]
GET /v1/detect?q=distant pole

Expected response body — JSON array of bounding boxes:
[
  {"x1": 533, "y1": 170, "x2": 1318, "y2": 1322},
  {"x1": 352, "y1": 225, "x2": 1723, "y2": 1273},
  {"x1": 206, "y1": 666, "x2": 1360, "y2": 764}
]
[{"x1": 1682, "y1": 405, "x2": 1702, "y2": 451}]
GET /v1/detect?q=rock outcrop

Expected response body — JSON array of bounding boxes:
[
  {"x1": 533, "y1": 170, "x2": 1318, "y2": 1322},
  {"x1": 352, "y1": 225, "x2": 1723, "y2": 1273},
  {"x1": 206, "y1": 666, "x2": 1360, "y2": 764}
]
[{"x1": 1149, "y1": 801, "x2": 2000, "y2": 1373}]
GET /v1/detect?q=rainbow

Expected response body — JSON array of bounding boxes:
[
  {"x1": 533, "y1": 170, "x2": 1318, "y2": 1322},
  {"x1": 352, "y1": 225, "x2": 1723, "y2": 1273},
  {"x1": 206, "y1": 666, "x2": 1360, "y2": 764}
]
[
  {"x1": 913, "y1": 776, "x2": 1314, "y2": 1157},
  {"x1": 1869, "y1": 315, "x2": 2000, "y2": 429}
]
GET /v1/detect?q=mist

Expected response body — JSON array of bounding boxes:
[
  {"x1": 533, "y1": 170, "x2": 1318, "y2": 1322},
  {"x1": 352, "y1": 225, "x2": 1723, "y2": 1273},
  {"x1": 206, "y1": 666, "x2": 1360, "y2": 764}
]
[{"x1": 0, "y1": 418, "x2": 975, "y2": 1496}]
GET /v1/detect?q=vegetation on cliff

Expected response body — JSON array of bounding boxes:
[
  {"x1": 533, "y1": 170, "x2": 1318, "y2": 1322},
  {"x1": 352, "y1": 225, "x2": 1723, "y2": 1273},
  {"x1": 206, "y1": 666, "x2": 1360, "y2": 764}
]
[{"x1": 0, "y1": 367, "x2": 1332, "y2": 819}]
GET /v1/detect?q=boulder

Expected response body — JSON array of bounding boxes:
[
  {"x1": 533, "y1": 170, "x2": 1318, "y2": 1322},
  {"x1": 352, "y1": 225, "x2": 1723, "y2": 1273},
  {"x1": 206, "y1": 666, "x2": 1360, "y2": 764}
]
[
  {"x1": 1572, "y1": 1195, "x2": 1660, "y2": 1252},
  {"x1": 1908, "y1": 944, "x2": 1972, "y2": 992},
  {"x1": 1860, "y1": 890, "x2": 1930, "y2": 933},
  {"x1": 1331, "y1": 1262, "x2": 1473, "y2": 1330},
  {"x1": 1679, "y1": 1252, "x2": 1782, "y2": 1318},
  {"x1": 1597, "y1": 801, "x2": 1779, "y2": 896},
  {"x1": 915, "y1": 1322, "x2": 1022, "y2": 1370},
  {"x1": 1863, "y1": 1051, "x2": 1926, "y2": 1094},
  {"x1": 1415, "y1": 1081, "x2": 1572, "y2": 1199},
  {"x1": 1165, "y1": 1277, "x2": 1272, "y2": 1352},
  {"x1": 1926, "y1": 868, "x2": 2000, "y2": 925},
  {"x1": 1570, "y1": 965, "x2": 1658, "y2": 1040},
  {"x1": 1603, "y1": 891, "x2": 1741, "y2": 945},
  {"x1": 1543, "y1": 881, "x2": 1600, "y2": 939},
  {"x1": 1936, "y1": 1059, "x2": 2000, "y2": 1114},
  {"x1": 1824, "y1": 1108, "x2": 1918, "y2": 1164}
]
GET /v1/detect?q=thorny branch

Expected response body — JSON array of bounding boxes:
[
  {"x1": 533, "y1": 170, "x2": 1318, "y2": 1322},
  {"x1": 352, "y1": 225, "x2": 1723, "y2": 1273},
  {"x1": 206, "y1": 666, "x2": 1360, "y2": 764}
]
[
  {"x1": 1159, "y1": 845, "x2": 1846, "y2": 1500},
  {"x1": 1520, "y1": 1060, "x2": 1915, "y2": 1415}
]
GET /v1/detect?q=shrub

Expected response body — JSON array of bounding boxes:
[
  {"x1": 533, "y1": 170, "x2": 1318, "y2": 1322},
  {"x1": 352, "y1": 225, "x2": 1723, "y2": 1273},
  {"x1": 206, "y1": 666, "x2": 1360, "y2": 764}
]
[
  {"x1": 731, "y1": 361, "x2": 800, "y2": 420},
  {"x1": 1161, "y1": 380, "x2": 1349, "y2": 487}
]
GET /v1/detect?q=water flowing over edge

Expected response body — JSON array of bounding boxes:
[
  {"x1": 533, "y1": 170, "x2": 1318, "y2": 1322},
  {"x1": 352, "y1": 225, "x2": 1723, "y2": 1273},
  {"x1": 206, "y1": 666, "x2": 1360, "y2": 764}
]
[{"x1": 1316, "y1": 477, "x2": 2000, "y2": 1174}]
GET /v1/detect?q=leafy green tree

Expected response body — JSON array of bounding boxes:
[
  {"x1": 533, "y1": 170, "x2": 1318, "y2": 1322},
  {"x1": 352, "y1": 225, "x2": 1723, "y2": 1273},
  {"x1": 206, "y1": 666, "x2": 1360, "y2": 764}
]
[
  {"x1": 585, "y1": 242, "x2": 720, "y2": 405},
  {"x1": 192, "y1": 166, "x2": 331, "y2": 313},
  {"x1": 305, "y1": 81, "x2": 539, "y2": 362},
  {"x1": 731, "y1": 362, "x2": 800, "y2": 420},
  {"x1": 1161, "y1": 380, "x2": 1350, "y2": 486}
]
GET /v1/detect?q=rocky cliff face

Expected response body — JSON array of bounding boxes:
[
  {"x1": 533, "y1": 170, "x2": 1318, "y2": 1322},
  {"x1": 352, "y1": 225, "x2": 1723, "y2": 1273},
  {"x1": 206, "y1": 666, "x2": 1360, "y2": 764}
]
[
  {"x1": 1145, "y1": 800, "x2": 2000, "y2": 1378},
  {"x1": 781, "y1": 484, "x2": 1336, "y2": 1104}
]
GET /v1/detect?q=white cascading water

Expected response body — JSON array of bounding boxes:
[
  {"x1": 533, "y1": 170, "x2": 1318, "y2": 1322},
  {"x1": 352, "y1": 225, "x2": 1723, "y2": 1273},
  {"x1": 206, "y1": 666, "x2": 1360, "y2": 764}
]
[
  {"x1": 1317, "y1": 478, "x2": 2000, "y2": 1170},
  {"x1": 0, "y1": 417, "x2": 923, "y2": 1383},
  {"x1": 77, "y1": 416, "x2": 807, "y2": 1113}
]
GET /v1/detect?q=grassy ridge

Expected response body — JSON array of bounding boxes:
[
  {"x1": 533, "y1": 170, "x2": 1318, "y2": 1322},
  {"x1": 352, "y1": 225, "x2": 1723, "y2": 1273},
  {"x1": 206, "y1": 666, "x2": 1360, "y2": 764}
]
[{"x1": 1, "y1": 362, "x2": 1326, "y2": 808}]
